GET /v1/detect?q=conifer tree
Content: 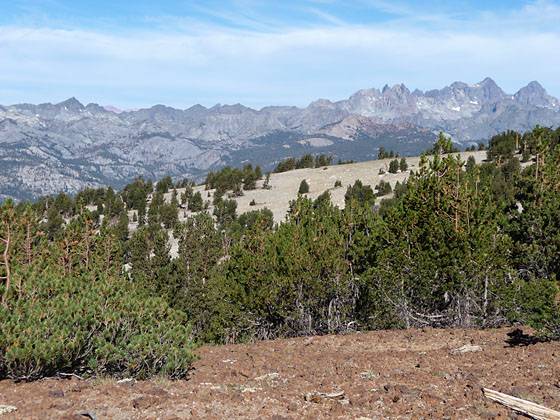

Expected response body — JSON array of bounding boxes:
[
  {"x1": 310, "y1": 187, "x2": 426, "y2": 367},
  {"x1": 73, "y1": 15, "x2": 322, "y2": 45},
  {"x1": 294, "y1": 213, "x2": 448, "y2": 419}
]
[
  {"x1": 188, "y1": 191, "x2": 203, "y2": 212},
  {"x1": 298, "y1": 179, "x2": 310, "y2": 194}
]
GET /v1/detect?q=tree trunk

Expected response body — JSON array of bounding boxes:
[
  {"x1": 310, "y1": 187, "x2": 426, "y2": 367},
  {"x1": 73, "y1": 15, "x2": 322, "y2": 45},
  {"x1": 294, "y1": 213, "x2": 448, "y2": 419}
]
[{"x1": 1, "y1": 225, "x2": 11, "y2": 306}]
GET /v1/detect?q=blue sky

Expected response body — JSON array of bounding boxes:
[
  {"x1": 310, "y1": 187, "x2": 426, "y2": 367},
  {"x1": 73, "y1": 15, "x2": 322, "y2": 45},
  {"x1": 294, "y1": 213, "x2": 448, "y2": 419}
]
[{"x1": 0, "y1": 0, "x2": 559, "y2": 108}]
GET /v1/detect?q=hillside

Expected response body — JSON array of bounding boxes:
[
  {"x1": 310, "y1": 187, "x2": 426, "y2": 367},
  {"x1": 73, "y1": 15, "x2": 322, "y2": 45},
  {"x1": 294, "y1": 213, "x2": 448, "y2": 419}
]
[
  {"x1": 163, "y1": 151, "x2": 488, "y2": 225},
  {"x1": 1, "y1": 327, "x2": 558, "y2": 419}
]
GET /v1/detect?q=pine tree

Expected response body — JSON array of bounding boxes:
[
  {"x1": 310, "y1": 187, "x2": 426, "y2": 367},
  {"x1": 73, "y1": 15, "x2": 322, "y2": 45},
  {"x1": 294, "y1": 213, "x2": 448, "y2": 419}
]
[
  {"x1": 188, "y1": 191, "x2": 203, "y2": 212},
  {"x1": 175, "y1": 213, "x2": 224, "y2": 338},
  {"x1": 298, "y1": 179, "x2": 310, "y2": 194},
  {"x1": 263, "y1": 173, "x2": 272, "y2": 190},
  {"x1": 116, "y1": 211, "x2": 129, "y2": 244},
  {"x1": 389, "y1": 159, "x2": 399, "y2": 173}
]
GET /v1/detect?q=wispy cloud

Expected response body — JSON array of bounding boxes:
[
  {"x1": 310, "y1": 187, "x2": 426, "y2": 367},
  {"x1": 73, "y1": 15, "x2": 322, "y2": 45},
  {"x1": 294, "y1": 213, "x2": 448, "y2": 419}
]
[
  {"x1": 0, "y1": 1, "x2": 558, "y2": 108},
  {"x1": 303, "y1": 7, "x2": 347, "y2": 26}
]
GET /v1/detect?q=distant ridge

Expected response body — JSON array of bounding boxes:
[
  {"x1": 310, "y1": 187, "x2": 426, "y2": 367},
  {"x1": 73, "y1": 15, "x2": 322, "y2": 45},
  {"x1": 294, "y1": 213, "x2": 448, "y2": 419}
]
[{"x1": 1, "y1": 78, "x2": 559, "y2": 200}]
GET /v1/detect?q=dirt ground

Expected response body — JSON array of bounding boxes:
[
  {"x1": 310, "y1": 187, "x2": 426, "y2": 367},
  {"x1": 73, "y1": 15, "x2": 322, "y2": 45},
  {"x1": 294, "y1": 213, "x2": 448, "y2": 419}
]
[{"x1": 1, "y1": 327, "x2": 558, "y2": 419}]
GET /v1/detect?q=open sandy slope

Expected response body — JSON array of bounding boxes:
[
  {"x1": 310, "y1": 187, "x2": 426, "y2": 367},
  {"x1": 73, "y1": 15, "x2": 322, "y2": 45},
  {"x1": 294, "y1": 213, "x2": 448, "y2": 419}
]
[
  {"x1": 165, "y1": 151, "x2": 487, "y2": 225},
  {"x1": 0, "y1": 327, "x2": 558, "y2": 419}
]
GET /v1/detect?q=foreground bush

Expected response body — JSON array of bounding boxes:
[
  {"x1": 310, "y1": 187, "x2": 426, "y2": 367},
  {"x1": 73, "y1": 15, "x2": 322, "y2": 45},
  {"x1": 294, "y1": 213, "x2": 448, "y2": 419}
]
[{"x1": 0, "y1": 270, "x2": 196, "y2": 380}]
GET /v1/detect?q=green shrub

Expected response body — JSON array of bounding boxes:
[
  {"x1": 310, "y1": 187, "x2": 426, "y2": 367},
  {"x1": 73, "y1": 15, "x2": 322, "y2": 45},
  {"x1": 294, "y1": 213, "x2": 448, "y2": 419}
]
[
  {"x1": 345, "y1": 180, "x2": 375, "y2": 206},
  {"x1": 0, "y1": 270, "x2": 196, "y2": 380},
  {"x1": 375, "y1": 180, "x2": 392, "y2": 197},
  {"x1": 499, "y1": 277, "x2": 559, "y2": 338},
  {"x1": 298, "y1": 179, "x2": 310, "y2": 194}
]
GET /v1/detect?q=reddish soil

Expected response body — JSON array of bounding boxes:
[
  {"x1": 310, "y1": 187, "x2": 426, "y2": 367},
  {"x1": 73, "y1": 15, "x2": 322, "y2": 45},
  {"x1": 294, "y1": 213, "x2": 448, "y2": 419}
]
[{"x1": 1, "y1": 327, "x2": 559, "y2": 419}]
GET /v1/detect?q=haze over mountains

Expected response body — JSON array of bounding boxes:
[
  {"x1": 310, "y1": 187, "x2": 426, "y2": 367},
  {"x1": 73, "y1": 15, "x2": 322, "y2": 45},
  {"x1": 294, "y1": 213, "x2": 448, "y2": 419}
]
[{"x1": 1, "y1": 77, "x2": 559, "y2": 200}]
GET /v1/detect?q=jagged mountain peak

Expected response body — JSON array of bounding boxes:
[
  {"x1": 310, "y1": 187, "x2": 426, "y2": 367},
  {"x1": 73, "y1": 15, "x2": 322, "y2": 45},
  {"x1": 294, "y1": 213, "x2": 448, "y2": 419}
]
[
  {"x1": 57, "y1": 97, "x2": 85, "y2": 111},
  {"x1": 85, "y1": 103, "x2": 109, "y2": 113},
  {"x1": 474, "y1": 77, "x2": 506, "y2": 102},
  {"x1": 514, "y1": 80, "x2": 557, "y2": 108},
  {"x1": 186, "y1": 104, "x2": 208, "y2": 112},
  {"x1": 213, "y1": 103, "x2": 253, "y2": 114},
  {"x1": 381, "y1": 83, "x2": 411, "y2": 98},
  {"x1": 450, "y1": 81, "x2": 469, "y2": 90},
  {"x1": 478, "y1": 76, "x2": 498, "y2": 86},
  {"x1": 525, "y1": 80, "x2": 545, "y2": 90},
  {"x1": 516, "y1": 80, "x2": 546, "y2": 96},
  {"x1": 309, "y1": 98, "x2": 335, "y2": 108}
]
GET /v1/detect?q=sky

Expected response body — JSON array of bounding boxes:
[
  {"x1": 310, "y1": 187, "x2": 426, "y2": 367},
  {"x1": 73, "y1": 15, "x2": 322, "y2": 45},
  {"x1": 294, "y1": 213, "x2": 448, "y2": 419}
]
[{"x1": 0, "y1": 0, "x2": 559, "y2": 109}]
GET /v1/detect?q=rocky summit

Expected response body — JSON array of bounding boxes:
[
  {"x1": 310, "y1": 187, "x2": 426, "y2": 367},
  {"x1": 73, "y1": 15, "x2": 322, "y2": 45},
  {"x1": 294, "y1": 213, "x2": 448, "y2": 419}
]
[{"x1": 1, "y1": 78, "x2": 559, "y2": 200}]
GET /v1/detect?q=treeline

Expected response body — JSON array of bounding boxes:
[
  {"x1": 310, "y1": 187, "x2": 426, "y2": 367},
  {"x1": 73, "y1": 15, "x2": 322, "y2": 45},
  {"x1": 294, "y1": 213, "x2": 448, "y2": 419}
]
[
  {"x1": 274, "y1": 154, "x2": 333, "y2": 173},
  {"x1": 205, "y1": 164, "x2": 263, "y2": 194},
  {"x1": 1, "y1": 126, "x2": 559, "y2": 380}
]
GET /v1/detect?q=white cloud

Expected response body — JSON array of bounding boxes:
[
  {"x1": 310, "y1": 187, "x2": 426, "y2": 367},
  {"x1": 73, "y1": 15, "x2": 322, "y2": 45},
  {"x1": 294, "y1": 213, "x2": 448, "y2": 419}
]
[{"x1": 0, "y1": 1, "x2": 559, "y2": 108}]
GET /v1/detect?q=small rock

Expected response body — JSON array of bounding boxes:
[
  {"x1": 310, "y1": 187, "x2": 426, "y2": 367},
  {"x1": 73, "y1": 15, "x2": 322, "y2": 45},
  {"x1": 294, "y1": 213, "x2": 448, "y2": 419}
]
[
  {"x1": 240, "y1": 386, "x2": 259, "y2": 393},
  {"x1": 359, "y1": 371, "x2": 379, "y2": 380},
  {"x1": 254, "y1": 372, "x2": 280, "y2": 381},
  {"x1": 0, "y1": 405, "x2": 17, "y2": 416},
  {"x1": 116, "y1": 378, "x2": 135, "y2": 385},
  {"x1": 48, "y1": 389, "x2": 65, "y2": 398},
  {"x1": 77, "y1": 411, "x2": 97, "y2": 420}
]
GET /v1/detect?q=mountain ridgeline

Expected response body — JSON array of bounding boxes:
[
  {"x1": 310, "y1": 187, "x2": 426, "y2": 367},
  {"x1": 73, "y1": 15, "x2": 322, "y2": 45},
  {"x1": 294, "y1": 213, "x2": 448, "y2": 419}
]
[{"x1": 1, "y1": 78, "x2": 560, "y2": 200}]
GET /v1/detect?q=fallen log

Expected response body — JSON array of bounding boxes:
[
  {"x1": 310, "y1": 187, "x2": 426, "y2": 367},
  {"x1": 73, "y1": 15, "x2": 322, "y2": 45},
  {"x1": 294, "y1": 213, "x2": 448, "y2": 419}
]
[{"x1": 483, "y1": 388, "x2": 560, "y2": 420}]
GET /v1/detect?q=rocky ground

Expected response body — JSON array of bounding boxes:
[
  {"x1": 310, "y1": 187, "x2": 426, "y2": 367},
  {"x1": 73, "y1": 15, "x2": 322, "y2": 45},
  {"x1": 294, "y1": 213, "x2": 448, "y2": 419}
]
[{"x1": 1, "y1": 327, "x2": 558, "y2": 419}]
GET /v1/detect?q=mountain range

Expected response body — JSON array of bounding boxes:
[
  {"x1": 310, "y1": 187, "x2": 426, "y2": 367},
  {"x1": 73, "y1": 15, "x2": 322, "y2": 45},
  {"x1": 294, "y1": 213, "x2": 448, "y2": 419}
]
[{"x1": 1, "y1": 77, "x2": 559, "y2": 200}]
